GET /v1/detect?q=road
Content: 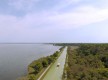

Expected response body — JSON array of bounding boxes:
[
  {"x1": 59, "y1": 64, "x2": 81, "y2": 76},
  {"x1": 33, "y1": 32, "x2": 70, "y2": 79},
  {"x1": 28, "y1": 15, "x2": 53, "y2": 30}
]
[
  {"x1": 37, "y1": 65, "x2": 51, "y2": 80},
  {"x1": 42, "y1": 47, "x2": 67, "y2": 80}
]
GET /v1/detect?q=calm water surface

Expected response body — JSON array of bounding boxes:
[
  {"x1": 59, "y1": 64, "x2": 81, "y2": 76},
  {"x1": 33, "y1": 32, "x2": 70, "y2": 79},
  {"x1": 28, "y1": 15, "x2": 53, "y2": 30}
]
[{"x1": 0, "y1": 44, "x2": 61, "y2": 80}]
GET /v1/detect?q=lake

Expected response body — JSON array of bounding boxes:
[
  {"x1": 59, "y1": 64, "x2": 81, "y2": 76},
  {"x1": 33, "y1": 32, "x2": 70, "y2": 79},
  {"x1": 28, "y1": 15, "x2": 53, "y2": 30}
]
[{"x1": 0, "y1": 44, "x2": 61, "y2": 80}]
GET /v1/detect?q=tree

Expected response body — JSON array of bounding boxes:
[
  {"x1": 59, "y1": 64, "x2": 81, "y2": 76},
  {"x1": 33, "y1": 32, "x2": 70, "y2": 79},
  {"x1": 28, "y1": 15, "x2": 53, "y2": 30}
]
[
  {"x1": 33, "y1": 62, "x2": 43, "y2": 74},
  {"x1": 42, "y1": 59, "x2": 48, "y2": 67},
  {"x1": 47, "y1": 56, "x2": 54, "y2": 64}
]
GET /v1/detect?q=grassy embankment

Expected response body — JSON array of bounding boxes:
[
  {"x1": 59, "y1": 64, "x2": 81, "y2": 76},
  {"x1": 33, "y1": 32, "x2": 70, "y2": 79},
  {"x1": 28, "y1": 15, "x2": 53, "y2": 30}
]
[
  {"x1": 17, "y1": 46, "x2": 65, "y2": 80},
  {"x1": 63, "y1": 44, "x2": 108, "y2": 80}
]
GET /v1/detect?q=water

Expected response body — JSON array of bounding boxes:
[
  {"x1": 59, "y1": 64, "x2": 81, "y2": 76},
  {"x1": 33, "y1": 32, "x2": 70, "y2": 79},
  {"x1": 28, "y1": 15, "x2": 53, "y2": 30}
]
[{"x1": 0, "y1": 44, "x2": 61, "y2": 80}]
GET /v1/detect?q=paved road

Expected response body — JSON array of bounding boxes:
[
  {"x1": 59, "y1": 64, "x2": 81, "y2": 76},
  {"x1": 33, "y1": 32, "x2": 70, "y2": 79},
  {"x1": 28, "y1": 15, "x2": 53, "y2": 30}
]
[
  {"x1": 42, "y1": 47, "x2": 67, "y2": 80},
  {"x1": 37, "y1": 65, "x2": 51, "y2": 80}
]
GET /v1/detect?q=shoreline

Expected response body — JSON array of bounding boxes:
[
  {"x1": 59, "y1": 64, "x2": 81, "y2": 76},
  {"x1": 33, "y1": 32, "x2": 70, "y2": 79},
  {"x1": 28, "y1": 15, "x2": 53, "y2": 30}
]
[{"x1": 17, "y1": 46, "x2": 65, "y2": 80}]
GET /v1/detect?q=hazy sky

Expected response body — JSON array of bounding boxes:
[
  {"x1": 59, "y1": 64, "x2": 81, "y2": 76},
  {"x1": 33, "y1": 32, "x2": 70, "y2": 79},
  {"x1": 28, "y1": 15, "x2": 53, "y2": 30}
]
[{"x1": 0, "y1": 0, "x2": 108, "y2": 43}]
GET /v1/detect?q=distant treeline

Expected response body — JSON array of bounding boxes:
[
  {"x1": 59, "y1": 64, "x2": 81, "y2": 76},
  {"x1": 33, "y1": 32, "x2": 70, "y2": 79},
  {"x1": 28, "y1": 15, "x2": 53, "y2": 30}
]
[
  {"x1": 65, "y1": 44, "x2": 108, "y2": 80},
  {"x1": 49, "y1": 43, "x2": 108, "y2": 46},
  {"x1": 27, "y1": 46, "x2": 65, "y2": 80},
  {"x1": 52, "y1": 43, "x2": 81, "y2": 46}
]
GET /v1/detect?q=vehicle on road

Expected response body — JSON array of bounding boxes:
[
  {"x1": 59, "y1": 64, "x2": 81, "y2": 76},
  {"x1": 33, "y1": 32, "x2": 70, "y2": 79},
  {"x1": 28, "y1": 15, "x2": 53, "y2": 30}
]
[{"x1": 57, "y1": 63, "x2": 60, "y2": 67}]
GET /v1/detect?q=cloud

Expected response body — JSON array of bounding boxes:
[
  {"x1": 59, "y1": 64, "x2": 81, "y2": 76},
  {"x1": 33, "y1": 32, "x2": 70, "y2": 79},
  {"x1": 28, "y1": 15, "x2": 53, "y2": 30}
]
[
  {"x1": 1, "y1": 0, "x2": 108, "y2": 42},
  {"x1": 1, "y1": 6, "x2": 108, "y2": 32},
  {"x1": 93, "y1": 0, "x2": 108, "y2": 8},
  {"x1": 45, "y1": 6, "x2": 108, "y2": 29}
]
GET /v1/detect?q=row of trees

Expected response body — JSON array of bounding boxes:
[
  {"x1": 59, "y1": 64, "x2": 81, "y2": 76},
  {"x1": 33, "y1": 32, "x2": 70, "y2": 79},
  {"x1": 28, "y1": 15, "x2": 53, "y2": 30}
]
[
  {"x1": 27, "y1": 46, "x2": 65, "y2": 80},
  {"x1": 66, "y1": 44, "x2": 108, "y2": 80},
  {"x1": 53, "y1": 43, "x2": 81, "y2": 46}
]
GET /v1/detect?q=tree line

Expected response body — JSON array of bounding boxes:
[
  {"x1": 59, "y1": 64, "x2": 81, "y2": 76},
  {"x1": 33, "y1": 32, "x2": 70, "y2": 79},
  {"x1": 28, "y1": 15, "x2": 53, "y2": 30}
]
[{"x1": 65, "y1": 44, "x2": 108, "y2": 80}]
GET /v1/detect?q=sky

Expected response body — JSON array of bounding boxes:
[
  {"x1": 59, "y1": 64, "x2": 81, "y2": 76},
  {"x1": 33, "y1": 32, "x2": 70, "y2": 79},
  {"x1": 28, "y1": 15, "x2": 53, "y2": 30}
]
[{"x1": 0, "y1": 0, "x2": 108, "y2": 43}]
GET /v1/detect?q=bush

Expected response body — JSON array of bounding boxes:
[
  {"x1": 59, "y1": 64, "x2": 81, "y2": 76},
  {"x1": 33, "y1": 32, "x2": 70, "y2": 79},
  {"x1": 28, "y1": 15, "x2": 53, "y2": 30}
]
[
  {"x1": 42, "y1": 59, "x2": 48, "y2": 67},
  {"x1": 33, "y1": 62, "x2": 43, "y2": 74},
  {"x1": 28, "y1": 46, "x2": 65, "y2": 79}
]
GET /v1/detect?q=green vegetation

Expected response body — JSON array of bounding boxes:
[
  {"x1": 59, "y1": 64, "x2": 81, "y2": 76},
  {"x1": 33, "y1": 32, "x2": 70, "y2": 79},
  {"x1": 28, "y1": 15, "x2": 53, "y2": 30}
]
[
  {"x1": 53, "y1": 43, "x2": 81, "y2": 46},
  {"x1": 64, "y1": 44, "x2": 108, "y2": 80},
  {"x1": 18, "y1": 47, "x2": 65, "y2": 80}
]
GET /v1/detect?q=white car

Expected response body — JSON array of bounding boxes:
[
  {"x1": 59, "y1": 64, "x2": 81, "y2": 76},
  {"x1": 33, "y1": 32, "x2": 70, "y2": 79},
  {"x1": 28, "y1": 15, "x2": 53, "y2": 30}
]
[{"x1": 57, "y1": 63, "x2": 60, "y2": 67}]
